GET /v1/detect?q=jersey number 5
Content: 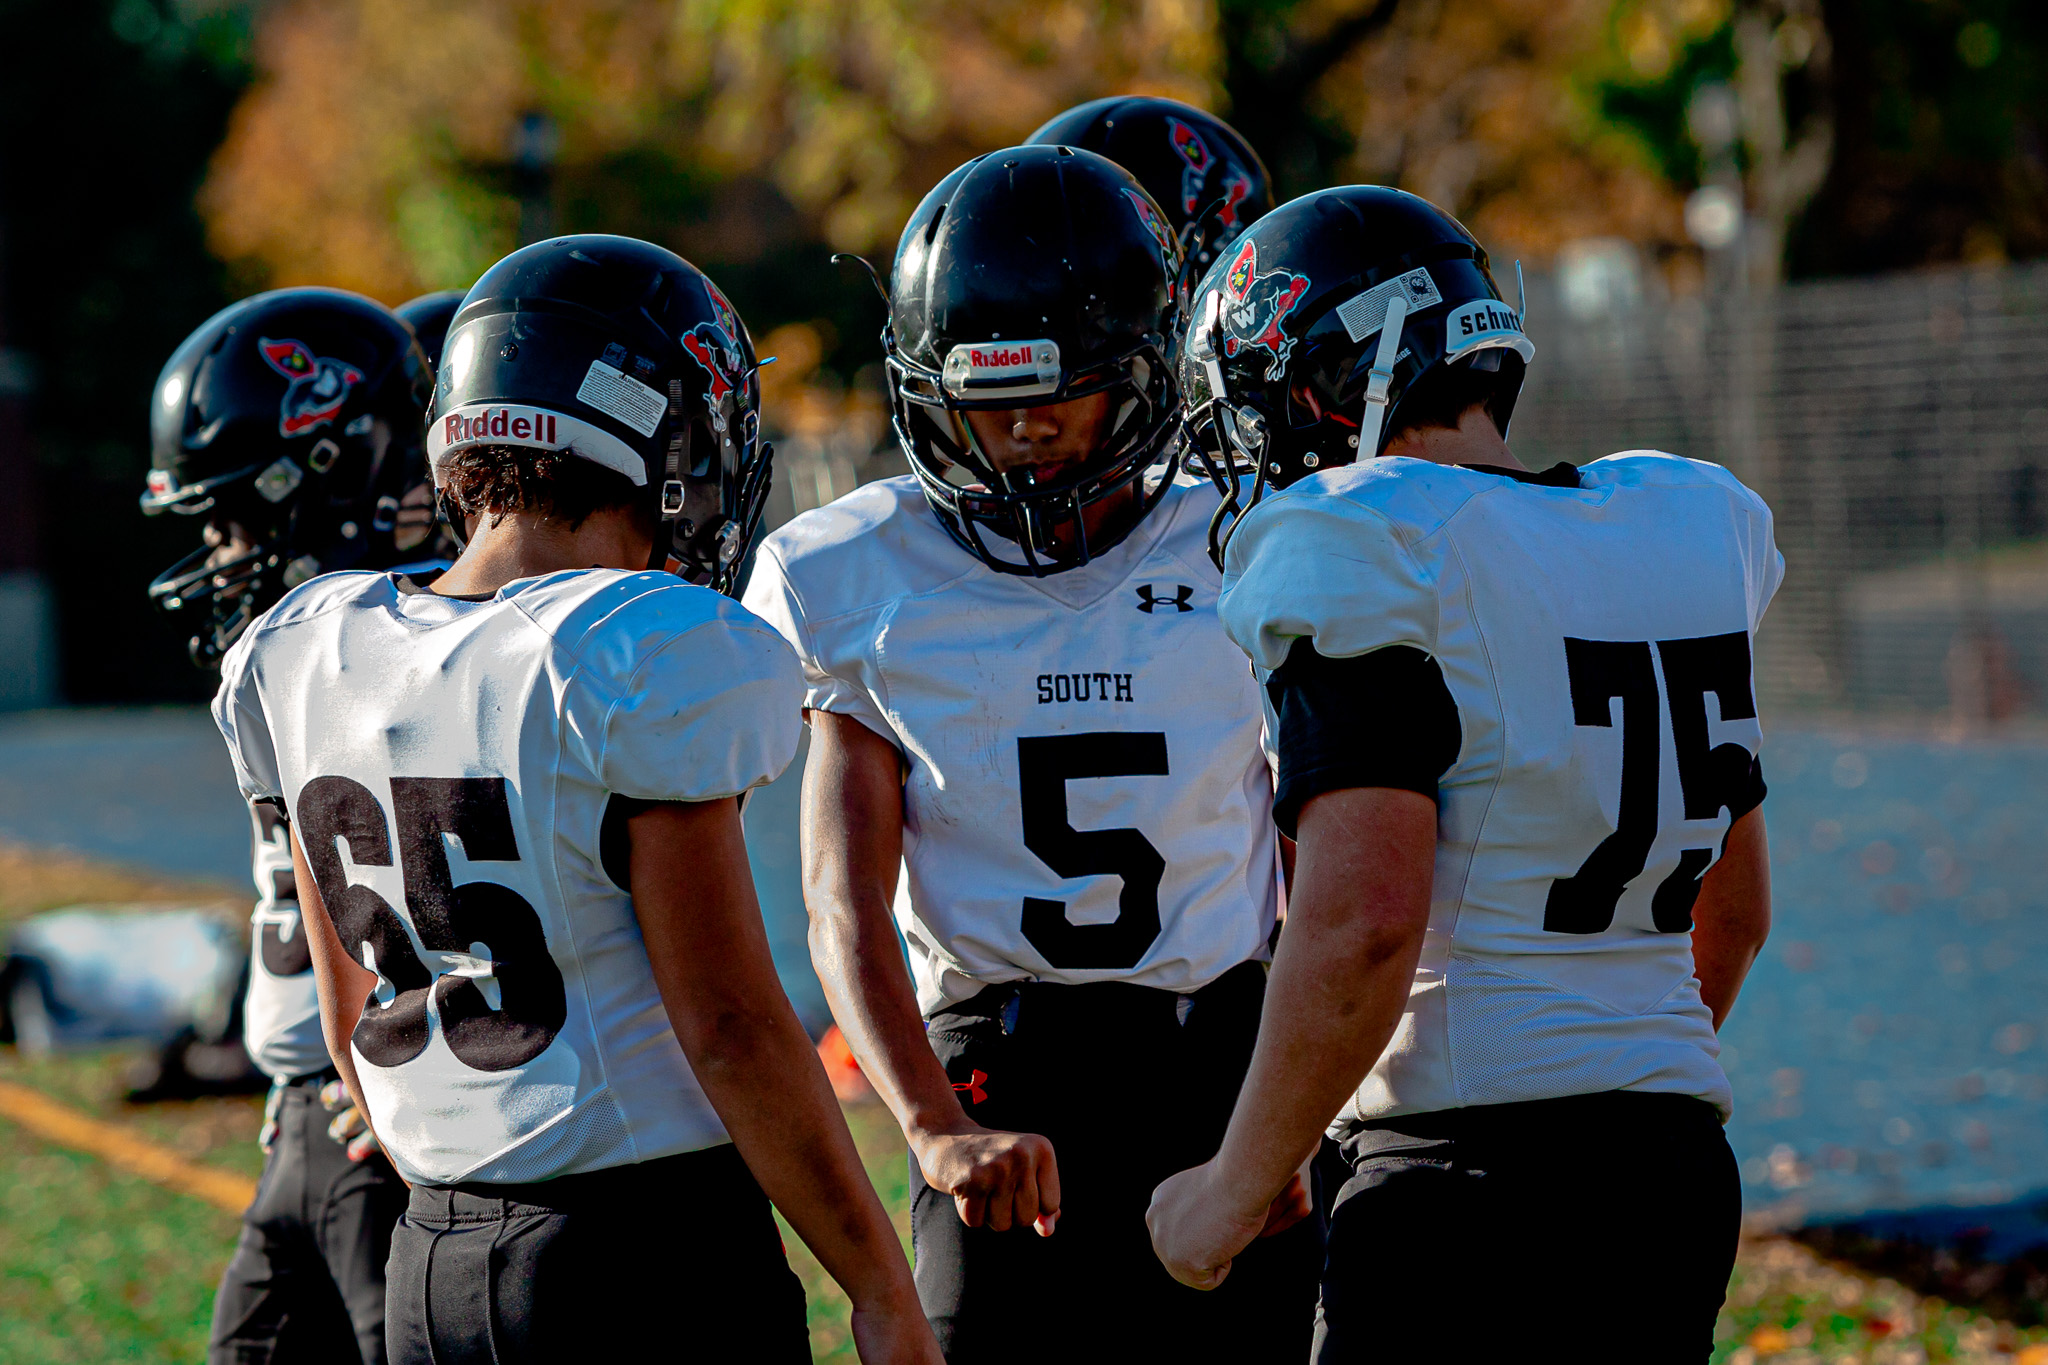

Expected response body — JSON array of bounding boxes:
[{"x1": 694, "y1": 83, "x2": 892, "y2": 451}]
[
  {"x1": 1017, "y1": 733, "x2": 1169, "y2": 970},
  {"x1": 295, "y1": 776, "x2": 567, "y2": 1072},
  {"x1": 1546, "y1": 631, "x2": 1758, "y2": 936}
]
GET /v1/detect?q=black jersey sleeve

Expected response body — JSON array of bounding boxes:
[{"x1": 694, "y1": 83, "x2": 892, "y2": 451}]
[
  {"x1": 1267, "y1": 638, "x2": 1462, "y2": 839},
  {"x1": 1728, "y1": 754, "x2": 1768, "y2": 822}
]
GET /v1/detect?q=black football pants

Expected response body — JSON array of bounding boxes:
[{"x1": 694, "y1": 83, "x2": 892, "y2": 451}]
[
  {"x1": 385, "y1": 1142, "x2": 809, "y2": 1364},
  {"x1": 912, "y1": 960, "x2": 1325, "y2": 1364},
  {"x1": 209, "y1": 1072, "x2": 406, "y2": 1365},
  {"x1": 1313, "y1": 1090, "x2": 1740, "y2": 1364}
]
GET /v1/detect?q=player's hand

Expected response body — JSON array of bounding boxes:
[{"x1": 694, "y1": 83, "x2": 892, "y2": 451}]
[
  {"x1": 1147, "y1": 1160, "x2": 1268, "y2": 1291},
  {"x1": 848, "y1": 1296, "x2": 945, "y2": 1365},
  {"x1": 319, "y1": 1080, "x2": 382, "y2": 1163},
  {"x1": 912, "y1": 1123, "x2": 1061, "y2": 1236},
  {"x1": 1259, "y1": 1151, "x2": 1316, "y2": 1239}
]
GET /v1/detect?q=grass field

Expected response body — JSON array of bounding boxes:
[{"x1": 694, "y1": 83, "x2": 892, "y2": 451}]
[{"x1": 5, "y1": 841, "x2": 2048, "y2": 1363}]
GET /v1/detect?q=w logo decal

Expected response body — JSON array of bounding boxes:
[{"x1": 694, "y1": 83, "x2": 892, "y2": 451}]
[{"x1": 1135, "y1": 584, "x2": 1194, "y2": 614}]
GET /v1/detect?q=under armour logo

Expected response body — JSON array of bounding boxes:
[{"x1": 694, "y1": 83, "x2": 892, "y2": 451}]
[
  {"x1": 1135, "y1": 583, "x2": 1194, "y2": 614},
  {"x1": 952, "y1": 1069, "x2": 989, "y2": 1106}
]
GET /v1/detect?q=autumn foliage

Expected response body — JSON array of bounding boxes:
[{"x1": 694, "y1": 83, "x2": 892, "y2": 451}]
[{"x1": 200, "y1": 0, "x2": 1703, "y2": 303}]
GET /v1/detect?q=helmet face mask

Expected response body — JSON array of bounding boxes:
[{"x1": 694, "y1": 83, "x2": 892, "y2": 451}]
[
  {"x1": 890, "y1": 337, "x2": 1177, "y2": 573},
  {"x1": 141, "y1": 289, "x2": 433, "y2": 667},
  {"x1": 427, "y1": 235, "x2": 771, "y2": 596},
  {"x1": 1180, "y1": 187, "x2": 1535, "y2": 569},
  {"x1": 884, "y1": 145, "x2": 1184, "y2": 576}
]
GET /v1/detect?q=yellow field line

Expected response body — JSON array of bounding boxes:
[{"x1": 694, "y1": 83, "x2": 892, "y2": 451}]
[{"x1": 0, "y1": 1079, "x2": 255, "y2": 1214}]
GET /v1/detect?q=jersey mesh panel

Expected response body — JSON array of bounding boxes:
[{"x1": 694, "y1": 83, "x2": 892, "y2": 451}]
[{"x1": 459, "y1": 1088, "x2": 636, "y2": 1184}]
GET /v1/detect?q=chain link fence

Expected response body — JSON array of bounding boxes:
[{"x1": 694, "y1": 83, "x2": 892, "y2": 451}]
[{"x1": 1512, "y1": 261, "x2": 2048, "y2": 723}]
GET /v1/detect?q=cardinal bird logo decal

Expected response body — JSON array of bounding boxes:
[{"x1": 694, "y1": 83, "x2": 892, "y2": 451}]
[
  {"x1": 1217, "y1": 241, "x2": 1310, "y2": 380},
  {"x1": 681, "y1": 321, "x2": 744, "y2": 433},
  {"x1": 703, "y1": 280, "x2": 742, "y2": 346},
  {"x1": 1167, "y1": 118, "x2": 1213, "y2": 216},
  {"x1": 258, "y1": 337, "x2": 364, "y2": 438},
  {"x1": 1123, "y1": 189, "x2": 1179, "y2": 268},
  {"x1": 1215, "y1": 172, "x2": 1254, "y2": 234}
]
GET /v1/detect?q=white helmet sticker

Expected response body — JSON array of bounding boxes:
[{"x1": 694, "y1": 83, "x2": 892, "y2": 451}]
[
  {"x1": 1444, "y1": 298, "x2": 1536, "y2": 364},
  {"x1": 575, "y1": 358, "x2": 668, "y2": 438},
  {"x1": 428, "y1": 402, "x2": 648, "y2": 485},
  {"x1": 941, "y1": 339, "x2": 1062, "y2": 402},
  {"x1": 1335, "y1": 269, "x2": 1443, "y2": 343}
]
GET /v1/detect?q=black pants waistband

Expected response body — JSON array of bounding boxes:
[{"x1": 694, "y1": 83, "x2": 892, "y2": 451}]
[
  {"x1": 410, "y1": 1142, "x2": 745, "y2": 1217},
  {"x1": 279, "y1": 1066, "x2": 340, "y2": 1090},
  {"x1": 1338, "y1": 1090, "x2": 1724, "y2": 1154},
  {"x1": 932, "y1": 958, "x2": 1266, "y2": 1035}
]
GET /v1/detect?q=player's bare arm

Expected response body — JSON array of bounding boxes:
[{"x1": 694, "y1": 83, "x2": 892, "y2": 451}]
[
  {"x1": 628, "y1": 798, "x2": 939, "y2": 1364},
  {"x1": 287, "y1": 823, "x2": 384, "y2": 1160},
  {"x1": 1690, "y1": 807, "x2": 1773, "y2": 1030},
  {"x1": 1148, "y1": 786, "x2": 1434, "y2": 1290},
  {"x1": 804, "y1": 709, "x2": 1060, "y2": 1237}
]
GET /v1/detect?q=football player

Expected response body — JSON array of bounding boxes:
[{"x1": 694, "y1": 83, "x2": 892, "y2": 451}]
[
  {"x1": 743, "y1": 146, "x2": 1321, "y2": 1362},
  {"x1": 1147, "y1": 187, "x2": 1778, "y2": 1362},
  {"x1": 210, "y1": 236, "x2": 939, "y2": 1364},
  {"x1": 143, "y1": 286, "x2": 440, "y2": 1365},
  {"x1": 1026, "y1": 95, "x2": 1273, "y2": 295}
]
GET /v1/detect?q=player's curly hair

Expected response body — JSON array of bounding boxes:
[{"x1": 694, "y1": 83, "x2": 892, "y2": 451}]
[{"x1": 438, "y1": 445, "x2": 651, "y2": 533}]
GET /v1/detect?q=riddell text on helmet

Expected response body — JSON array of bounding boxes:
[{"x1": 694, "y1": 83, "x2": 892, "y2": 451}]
[{"x1": 443, "y1": 408, "x2": 560, "y2": 447}]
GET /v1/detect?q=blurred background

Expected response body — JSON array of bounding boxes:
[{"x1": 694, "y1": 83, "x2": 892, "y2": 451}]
[{"x1": 2, "y1": 0, "x2": 2047, "y2": 1360}]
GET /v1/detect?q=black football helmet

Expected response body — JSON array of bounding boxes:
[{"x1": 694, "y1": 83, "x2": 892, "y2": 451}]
[
  {"x1": 429, "y1": 235, "x2": 771, "y2": 595},
  {"x1": 885, "y1": 145, "x2": 1182, "y2": 575},
  {"x1": 395, "y1": 290, "x2": 466, "y2": 374},
  {"x1": 141, "y1": 288, "x2": 433, "y2": 666},
  {"x1": 1027, "y1": 96, "x2": 1273, "y2": 300},
  {"x1": 1182, "y1": 186, "x2": 1534, "y2": 567}
]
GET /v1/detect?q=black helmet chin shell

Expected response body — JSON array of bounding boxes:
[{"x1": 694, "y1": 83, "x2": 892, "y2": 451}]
[{"x1": 430, "y1": 235, "x2": 769, "y2": 594}]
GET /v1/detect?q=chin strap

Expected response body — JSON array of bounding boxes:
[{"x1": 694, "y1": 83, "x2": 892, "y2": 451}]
[
  {"x1": 435, "y1": 486, "x2": 470, "y2": 553},
  {"x1": 1357, "y1": 294, "x2": 1409, "y2": 461}
]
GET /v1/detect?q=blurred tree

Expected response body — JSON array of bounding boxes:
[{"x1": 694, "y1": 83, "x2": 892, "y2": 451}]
[
  {"x1": 0, "y1": 0, "x2": 252, "y2": 703},
  {"x1": 1795, "y1": 0, "x2": 2046, "y2": 275},
  {"x1": 1216, "y1": 0, "x2": 1406, "y2": 199},
  {"x1": 1306, "y1": 0, "x2": 1692, "y2": 265},
  {"x1": 1590, "y1": 0, "x2": 2047, "y2": 280}
]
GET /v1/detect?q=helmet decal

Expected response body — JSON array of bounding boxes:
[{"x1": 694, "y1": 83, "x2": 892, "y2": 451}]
[
  {"x1": 1167, "y1": 118, "x2": 1213, "y2": 215},
  {"x1": 681, "y1": 320, "x2": 744, "y2": 432},
  {"x1": 703, "y1": 281, "x2": 742, "y2": 353},
  {"x1": 1216, "y1": 172, "x2": 1254, "y2": 233},
  {"x1": 1216, "y1": 242, "x2": 1310, "y2": 379},
  {"x1": 1122, "y1": 189, "x2": 1178, "y2": 267},
  {"x1": 258, "y1": 337, "x2": 365, "y2": 438}
]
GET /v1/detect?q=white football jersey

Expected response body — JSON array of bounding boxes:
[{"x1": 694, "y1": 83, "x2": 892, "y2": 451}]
[
  {"x1": 241, "y1": 800, "x2": 328, "y2": 1081},
  {"x1": 743, "y1": 476, "x2": 1278, "y2": 1015},
  {"x1": 214, "y1": 568, "x2": 803, "y2": 1184},
  {"x1": 1220, "y1": 452, "x2": 1783, "y2": 1124},
  {"x1": 239, "y1": 557, "x2": 457, "y2": 1083}
]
